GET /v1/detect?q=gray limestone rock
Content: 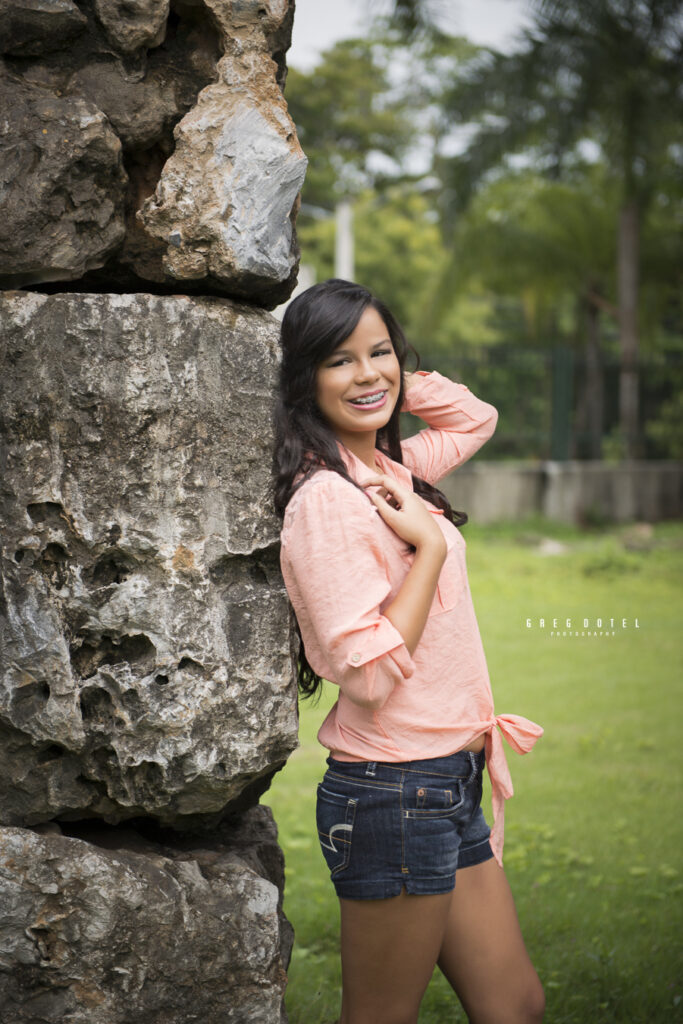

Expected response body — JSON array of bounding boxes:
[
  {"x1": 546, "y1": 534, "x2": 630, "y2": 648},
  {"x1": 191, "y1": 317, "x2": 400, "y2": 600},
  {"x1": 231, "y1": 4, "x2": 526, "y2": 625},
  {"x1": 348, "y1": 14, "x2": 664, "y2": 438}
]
[
  {"x1": 92, "y1": 0, "x2": 170, "y2": 54},
  {"x1": 139, "y1": 50, "x2": 307, "y2": 304},
  {"x1": 0, "y1": 805, "x2": 291, "y2": 1023},
  {"x1": 0, "y1": 0, "x2": 304, "y2": 1015},
  {"x1": 67, "y1": 60, "x2": 184, "y2": 150},
  {"x1": 0, "y1": 0, "x2": 304, "y2": 304},
  {"x1": 0, "y1": 0, "x2": 88, "y2": 57},
  {"x1": 204, "y1": 0, "x2": 294, "y2": 67},
  {"x1": 0, "y1": 71, "x2": 127, "y2": 288},
  {"x1": 0, "y1": 291, "x2": 298, "y2": 830}
]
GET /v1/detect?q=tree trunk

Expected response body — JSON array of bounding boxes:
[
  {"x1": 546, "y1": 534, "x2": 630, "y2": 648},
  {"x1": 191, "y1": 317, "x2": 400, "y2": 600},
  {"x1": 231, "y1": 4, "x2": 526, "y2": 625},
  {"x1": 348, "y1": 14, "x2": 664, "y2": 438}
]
[
  {"x1": 617, "y1": 199, "x2": 640, "y2": 457},
  {"x1": 585, "y1": 291, "x2": 604, "y2": 459}
]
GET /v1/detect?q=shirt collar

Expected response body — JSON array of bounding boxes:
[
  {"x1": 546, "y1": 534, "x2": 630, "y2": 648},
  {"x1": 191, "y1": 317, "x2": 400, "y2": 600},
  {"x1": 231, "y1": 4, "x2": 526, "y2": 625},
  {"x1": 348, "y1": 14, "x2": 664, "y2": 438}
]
[{"x1": 337, "y1": 441, "x2": 414, "y2": 490}]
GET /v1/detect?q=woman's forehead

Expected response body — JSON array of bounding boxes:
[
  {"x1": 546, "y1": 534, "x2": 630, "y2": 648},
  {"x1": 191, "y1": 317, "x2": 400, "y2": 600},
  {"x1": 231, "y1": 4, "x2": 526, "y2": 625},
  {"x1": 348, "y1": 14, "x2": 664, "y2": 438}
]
[{"x1": 332, "y1": 308, "x2": 391, "y2": 352}]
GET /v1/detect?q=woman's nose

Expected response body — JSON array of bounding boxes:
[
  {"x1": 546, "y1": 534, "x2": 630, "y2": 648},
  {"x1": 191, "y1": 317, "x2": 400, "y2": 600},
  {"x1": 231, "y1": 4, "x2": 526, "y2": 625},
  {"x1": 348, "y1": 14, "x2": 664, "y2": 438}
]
[{"x1": 355, "y1": 358, "x2": 380, "y2": 381}]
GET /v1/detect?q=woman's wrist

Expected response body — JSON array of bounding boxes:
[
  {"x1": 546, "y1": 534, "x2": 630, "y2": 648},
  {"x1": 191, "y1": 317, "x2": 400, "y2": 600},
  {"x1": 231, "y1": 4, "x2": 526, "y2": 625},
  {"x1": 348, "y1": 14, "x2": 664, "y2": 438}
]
[
  {"x1": 403, "y1": 370, "x2": 429, "y2": 392},
  {"x1": 414, "y1": 533, "x2": 447, "y2": 563}
]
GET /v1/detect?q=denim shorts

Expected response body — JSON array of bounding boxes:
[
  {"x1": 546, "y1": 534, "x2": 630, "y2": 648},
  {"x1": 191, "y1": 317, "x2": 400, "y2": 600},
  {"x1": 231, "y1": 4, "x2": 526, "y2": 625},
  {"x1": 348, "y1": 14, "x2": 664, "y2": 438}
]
[{"x1": 316, "y1": 748, "x2": 493, "y2": 900}]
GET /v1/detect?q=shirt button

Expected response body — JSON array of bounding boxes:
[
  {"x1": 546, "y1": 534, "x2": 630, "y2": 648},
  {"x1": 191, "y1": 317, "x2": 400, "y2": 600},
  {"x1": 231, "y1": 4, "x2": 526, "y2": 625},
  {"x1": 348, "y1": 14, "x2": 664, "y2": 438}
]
[{"x1": 350, "y1": 653, "x2": 361, "y2": 664}]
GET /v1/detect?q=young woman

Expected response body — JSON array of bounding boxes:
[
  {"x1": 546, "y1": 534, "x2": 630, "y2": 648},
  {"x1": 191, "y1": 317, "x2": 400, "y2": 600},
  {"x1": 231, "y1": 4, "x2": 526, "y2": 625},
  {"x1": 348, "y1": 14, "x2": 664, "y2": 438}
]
[{"x1": 273, "y1": 278, "x2": 545, "y2": 1024}]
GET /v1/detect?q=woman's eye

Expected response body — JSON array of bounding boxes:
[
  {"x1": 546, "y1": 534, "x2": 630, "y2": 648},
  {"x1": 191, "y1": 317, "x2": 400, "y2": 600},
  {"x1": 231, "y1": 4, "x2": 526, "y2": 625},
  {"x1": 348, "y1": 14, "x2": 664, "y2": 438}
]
[{"x1": 326, "y1": 348, "x2": 391, "y2": 368}]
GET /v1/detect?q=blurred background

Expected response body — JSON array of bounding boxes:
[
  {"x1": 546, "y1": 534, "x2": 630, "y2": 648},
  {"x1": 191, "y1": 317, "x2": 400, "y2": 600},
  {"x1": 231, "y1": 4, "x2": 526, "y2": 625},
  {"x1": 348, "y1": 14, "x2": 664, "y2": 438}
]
[
  {"x1": 281, "y1": 0, "x2": 682, "y2": 476},
  {"x1": 267, "y1": 5, "x2": 683, "y2": 1022}
]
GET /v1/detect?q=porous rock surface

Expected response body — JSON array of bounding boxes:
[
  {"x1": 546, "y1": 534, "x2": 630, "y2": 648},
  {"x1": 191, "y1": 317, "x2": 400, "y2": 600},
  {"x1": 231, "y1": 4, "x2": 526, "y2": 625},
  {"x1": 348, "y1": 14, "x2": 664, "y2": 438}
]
[
  {"x1": 0, "y1": 71, "x2": 127, "y2": 287},
  {"x1": 0, "y1": 290, "x2": 298, "y2": 830},
  {"x1": 0, "y1": 1, "x2": 305, "y2": 1016},
  {"x1": 92, "y1": 0, "x2": 170, "y2": 54},
  {"x1": 0, "y1": 0, "x2": 88, "y2": 57},
  {"x1": 139, "y1": 49, "x2": 306, "y2": 304},
  {"x1": 0, "y1": 805, "x2": 292, "y2": 1022},
  {"x1": 0, "y1": 0, "x2": 306, "y2": 304}
]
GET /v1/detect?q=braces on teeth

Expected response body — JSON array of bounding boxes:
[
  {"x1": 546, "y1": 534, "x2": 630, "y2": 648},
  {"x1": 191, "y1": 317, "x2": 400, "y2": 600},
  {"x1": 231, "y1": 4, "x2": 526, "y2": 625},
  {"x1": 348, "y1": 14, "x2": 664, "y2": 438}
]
[{"x1": 352, "y1": 393, "x2": 385, "y2": 405}]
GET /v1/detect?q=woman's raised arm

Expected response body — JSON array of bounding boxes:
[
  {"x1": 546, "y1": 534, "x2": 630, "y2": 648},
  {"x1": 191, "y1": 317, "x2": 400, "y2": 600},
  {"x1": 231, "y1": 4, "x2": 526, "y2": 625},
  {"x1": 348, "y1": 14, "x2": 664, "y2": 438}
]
[{"x1": 401, "y1": 370, "x2": 498, "y2": 484}]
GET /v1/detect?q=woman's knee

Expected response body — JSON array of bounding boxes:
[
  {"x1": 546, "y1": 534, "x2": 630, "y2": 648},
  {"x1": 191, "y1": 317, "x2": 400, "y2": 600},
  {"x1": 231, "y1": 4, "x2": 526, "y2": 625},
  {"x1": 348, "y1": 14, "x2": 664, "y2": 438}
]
[
  {"x1": 469, "y1": 965, "x2": 545, "y2": 1024},
  {"x1": 341, "y1": 1006, "x2": 418, "y2": 1024},
  {"x1": 531, "y1": 977, "x2": 546, "y2": 1022},
  {"x1": 519, "y1": 969, "x2": 545, "y2": 1023}
]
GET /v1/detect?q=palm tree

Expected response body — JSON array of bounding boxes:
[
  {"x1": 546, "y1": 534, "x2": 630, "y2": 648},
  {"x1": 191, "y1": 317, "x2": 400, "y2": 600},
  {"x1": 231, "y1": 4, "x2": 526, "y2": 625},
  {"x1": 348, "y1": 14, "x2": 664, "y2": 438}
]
[
  {"x1": 443, "y1": 170, "x2": 617, "y2": 458},
  {"x1": 399, "y1": 0, "x2": 683, "y2": 457}
]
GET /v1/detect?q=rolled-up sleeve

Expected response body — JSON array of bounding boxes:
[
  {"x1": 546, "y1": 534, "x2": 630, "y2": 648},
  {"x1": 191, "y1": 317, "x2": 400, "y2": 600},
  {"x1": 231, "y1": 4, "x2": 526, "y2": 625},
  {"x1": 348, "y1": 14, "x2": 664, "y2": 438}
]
[
  {"x1": 280, "y1": 473, "x2": 415, "y2": 710},
  {"x1": 401, "y1": 370, "x2": 498, "y2": 484}
]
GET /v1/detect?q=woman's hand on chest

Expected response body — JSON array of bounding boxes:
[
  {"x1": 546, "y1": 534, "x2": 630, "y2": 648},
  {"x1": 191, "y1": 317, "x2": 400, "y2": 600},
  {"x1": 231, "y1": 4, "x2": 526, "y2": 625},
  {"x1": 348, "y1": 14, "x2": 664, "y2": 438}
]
[{"x1": 361, "y1": 474, "x2": 447, "y2": 560}]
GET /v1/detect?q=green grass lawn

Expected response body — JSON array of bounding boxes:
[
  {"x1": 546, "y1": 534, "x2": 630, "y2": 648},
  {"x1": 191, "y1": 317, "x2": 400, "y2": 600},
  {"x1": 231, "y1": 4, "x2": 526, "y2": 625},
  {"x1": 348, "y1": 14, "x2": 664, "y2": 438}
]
[{"x1": 264, "y1": 517, "x2": 683, "y2": 1023}]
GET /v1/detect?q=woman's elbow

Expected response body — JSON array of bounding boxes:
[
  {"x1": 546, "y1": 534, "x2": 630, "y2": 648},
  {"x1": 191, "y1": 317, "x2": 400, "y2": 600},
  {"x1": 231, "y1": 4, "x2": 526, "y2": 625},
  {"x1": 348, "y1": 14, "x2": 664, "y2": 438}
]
[
  {"x1": 481, "y1": 404, "x2": 498, "y2": 440},
  {"x1": 350, "y1": 692, "x2": 389, "y2": 711},
  {"x1": 341, "y1": 671, "x2": 395, "y2": 711}
]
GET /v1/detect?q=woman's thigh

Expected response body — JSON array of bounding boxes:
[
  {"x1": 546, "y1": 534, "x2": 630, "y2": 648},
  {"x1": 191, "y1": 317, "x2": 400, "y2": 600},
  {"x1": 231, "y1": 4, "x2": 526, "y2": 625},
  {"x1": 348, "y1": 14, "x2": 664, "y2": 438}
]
[
  {"x1": 437, "y1": 857, "x2": 545, "y2": 1024},
  {"x1": 339, "y1": 889, "x2": 453, "y2": 1024}
]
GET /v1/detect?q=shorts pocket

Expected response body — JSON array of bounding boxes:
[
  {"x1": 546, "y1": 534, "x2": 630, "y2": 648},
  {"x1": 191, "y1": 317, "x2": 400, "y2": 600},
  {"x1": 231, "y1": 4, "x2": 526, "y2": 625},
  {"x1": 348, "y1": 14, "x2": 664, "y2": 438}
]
[
  {"x1": 404, "y1": 780, "x2": 465, "y2": 819},
  {"x1": 316, "y1": 783, "x2": 357, "y2": 877},
  {"x1": 404, "y1": 812, "x2": 461, "y2": 879}
]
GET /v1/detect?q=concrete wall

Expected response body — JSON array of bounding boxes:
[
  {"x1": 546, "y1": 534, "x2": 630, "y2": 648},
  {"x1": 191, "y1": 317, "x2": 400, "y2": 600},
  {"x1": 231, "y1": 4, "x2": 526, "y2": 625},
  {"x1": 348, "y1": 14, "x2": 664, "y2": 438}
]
[{"x1": 440, "y1": 461, "x2": 683, "y2": 525}]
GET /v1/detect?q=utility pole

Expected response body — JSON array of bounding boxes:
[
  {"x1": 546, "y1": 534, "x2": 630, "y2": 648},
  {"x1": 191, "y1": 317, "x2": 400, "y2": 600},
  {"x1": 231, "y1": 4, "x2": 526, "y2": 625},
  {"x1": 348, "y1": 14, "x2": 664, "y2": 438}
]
[{"x1": 335, "y1": 200, "x2": 354, "y2": 281}]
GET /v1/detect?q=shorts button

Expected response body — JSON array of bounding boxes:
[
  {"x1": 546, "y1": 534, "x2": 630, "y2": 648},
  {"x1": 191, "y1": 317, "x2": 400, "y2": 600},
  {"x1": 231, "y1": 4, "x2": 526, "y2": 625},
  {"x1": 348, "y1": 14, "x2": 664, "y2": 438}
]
[
  {"x1": 350, "y1": 653, "x2": 361, "y2": 664},
  {"x1": 417, "y1": 787, "x2": 425, "y2": 796}
]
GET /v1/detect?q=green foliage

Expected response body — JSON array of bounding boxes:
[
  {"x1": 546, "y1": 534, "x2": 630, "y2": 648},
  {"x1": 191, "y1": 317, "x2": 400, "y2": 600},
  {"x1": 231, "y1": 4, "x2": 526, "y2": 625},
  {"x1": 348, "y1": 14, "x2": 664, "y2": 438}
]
[
  {"x1": 442, "y1": 0, "x2": 683, "y2": 209},
  {"x1": 529, "y1": 0, "x2": 683, "y2": 200},
  {"x1": 286, "y1": 8, "x2": 682, "y2": 454},
  {"x1": 297, "y1": 186, "x2": 448, "y2": 332},
  {"x1": 265, "y1": 518, "x2": 683, "y2": 1023},
  {"x1": 645, "y1": 389, "x2": 683, "y2": 457},
  {"x1": 416, "y1": 166, "x2": 618, "y2": 344},
  {"x1": 285, "y1": 38, "x2": 414, "y2": 207}
]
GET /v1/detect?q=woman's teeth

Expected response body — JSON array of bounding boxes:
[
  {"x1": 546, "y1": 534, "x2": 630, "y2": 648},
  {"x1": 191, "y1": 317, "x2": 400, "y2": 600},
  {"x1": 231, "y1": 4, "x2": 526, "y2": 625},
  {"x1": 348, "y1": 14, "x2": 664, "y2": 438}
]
[{"x1": 350, "y1": 392, "x2": 386, "y2": 406}]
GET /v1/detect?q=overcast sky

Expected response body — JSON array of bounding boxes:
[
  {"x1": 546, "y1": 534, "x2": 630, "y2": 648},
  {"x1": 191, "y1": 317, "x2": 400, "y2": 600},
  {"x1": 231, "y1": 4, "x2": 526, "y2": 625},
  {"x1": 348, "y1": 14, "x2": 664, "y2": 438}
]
[{"x1": 288, "y1": 0, "x2": 534, "y2": 69}]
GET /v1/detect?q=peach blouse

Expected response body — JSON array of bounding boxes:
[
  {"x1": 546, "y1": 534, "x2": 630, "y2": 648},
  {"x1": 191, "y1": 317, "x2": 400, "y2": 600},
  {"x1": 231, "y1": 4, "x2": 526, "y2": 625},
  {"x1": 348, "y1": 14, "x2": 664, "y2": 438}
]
[{"x1": 280, "y1": 370, "x2": 543, "y2": 864}]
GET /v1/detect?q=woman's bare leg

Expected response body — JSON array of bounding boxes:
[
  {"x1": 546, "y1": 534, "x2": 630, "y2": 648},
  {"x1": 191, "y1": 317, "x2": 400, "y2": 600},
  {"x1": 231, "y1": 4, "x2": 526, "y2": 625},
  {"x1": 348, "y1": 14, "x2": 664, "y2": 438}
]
[
  {"x1": 437, "y1": 857, "x2": 545, "y2": 1024},
  {"x1": 338, "y1": 889, "x2": 452, "y2": 1024}
]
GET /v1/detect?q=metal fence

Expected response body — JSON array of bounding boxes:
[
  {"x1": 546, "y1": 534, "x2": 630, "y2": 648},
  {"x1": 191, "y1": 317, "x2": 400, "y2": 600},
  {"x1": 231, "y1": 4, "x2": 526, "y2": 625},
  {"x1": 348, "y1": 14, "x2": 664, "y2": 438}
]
[{"x1": 411, "y1": 344, "x2": 683, "y2": 461}]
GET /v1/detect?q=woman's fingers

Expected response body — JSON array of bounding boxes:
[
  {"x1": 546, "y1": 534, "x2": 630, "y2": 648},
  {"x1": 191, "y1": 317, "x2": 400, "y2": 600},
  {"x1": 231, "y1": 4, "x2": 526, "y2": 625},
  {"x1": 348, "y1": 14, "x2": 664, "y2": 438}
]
[
  {"x1": 361, "y1": 474, "x2": 408, "y2": 509},
  {"x1": 367, "y1": 490, "x2": 407, "y2": 524},
  {"x1": 365, "y1": 484, "x2": 416, "y2": 533},
  {"x1": 366, "y1": 489, "x2": 393, "y2": 513},
  {"x1": 362, "y1": 474, "x2": 446, "y2": 555}
]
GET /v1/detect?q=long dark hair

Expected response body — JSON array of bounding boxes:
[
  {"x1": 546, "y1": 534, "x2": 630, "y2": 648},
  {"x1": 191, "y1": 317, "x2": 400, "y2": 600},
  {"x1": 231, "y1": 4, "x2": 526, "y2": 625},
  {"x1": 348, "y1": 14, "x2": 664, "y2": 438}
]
[{"x1": 273, "y1": 278, "x2": 467, "y2": 698}]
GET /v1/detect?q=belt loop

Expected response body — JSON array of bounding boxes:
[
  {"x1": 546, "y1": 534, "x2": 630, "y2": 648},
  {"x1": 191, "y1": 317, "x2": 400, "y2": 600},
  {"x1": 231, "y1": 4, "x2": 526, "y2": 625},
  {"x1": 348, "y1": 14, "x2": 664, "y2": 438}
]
[{"x1": 365, "y1": 761, "x2": 377, "y2": 777}]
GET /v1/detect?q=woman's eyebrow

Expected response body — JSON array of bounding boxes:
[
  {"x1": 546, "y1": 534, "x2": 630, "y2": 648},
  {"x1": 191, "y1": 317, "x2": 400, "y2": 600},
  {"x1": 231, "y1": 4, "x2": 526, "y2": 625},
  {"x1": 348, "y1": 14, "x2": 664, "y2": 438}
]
[{"x1": 329, "y1": 339, "x2": 392, "y2": 357}]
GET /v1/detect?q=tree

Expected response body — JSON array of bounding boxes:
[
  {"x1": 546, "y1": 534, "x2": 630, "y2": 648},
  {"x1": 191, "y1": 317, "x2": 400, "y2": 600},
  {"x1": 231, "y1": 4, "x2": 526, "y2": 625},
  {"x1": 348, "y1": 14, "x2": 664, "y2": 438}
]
[
  {"x1": 296, "y1": 185, "x2": 448, "y2": 332},
  {"x1": 284, "y1": 37, "x2": 414, "y2": 210},
  {"x1": 429, "y1": 168, "x2": 618, "y2": 456},
  {"x1": 438, "y1": 0, "x2": 683, "y2": 456}
]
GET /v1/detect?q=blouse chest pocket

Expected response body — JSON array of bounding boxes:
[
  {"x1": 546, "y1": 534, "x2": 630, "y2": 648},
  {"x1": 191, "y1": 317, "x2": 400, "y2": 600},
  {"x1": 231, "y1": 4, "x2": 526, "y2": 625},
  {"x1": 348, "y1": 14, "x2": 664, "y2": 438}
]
[{"x1": 398, "y1": 512, "x2": 465, "y2": 617}]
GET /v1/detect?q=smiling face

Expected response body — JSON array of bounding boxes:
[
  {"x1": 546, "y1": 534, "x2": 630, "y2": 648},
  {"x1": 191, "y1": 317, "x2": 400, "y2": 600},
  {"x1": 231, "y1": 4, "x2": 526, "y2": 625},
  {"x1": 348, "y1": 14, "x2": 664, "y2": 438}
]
[{"x1": 314, "y1": 305, "x2": 402, "y2": 458}]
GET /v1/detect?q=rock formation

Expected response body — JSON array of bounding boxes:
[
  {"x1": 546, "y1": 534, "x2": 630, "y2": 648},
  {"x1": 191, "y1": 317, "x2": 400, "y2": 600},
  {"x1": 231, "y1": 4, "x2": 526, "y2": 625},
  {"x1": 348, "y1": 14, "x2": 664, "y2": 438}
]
[
  {"x1": 0, "y1": 0, "x2": 306, "y2": 303},
  {"x1": 0, "y1": 1, "x2": 304, "y2": 1020},
  {"x1": 0, "y1": 291, "x2": 298, "y2": 831},
  {"x1": 0, "y1": 807, "x2": 293, "y2": 1023}
]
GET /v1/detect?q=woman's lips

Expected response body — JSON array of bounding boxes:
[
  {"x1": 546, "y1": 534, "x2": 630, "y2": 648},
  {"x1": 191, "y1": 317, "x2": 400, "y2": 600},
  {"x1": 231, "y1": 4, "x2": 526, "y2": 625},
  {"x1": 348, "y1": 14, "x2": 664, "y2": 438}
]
[{"x1": 347, "y1": 390, "x2": 388, "y2": 410}]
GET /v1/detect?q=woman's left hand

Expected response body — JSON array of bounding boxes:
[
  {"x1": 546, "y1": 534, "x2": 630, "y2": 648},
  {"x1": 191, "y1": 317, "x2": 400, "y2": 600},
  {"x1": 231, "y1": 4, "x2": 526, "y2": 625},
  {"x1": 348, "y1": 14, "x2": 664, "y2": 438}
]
[{"x1": 361, "y1": 474, "x2": 447, "y2": 557}]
